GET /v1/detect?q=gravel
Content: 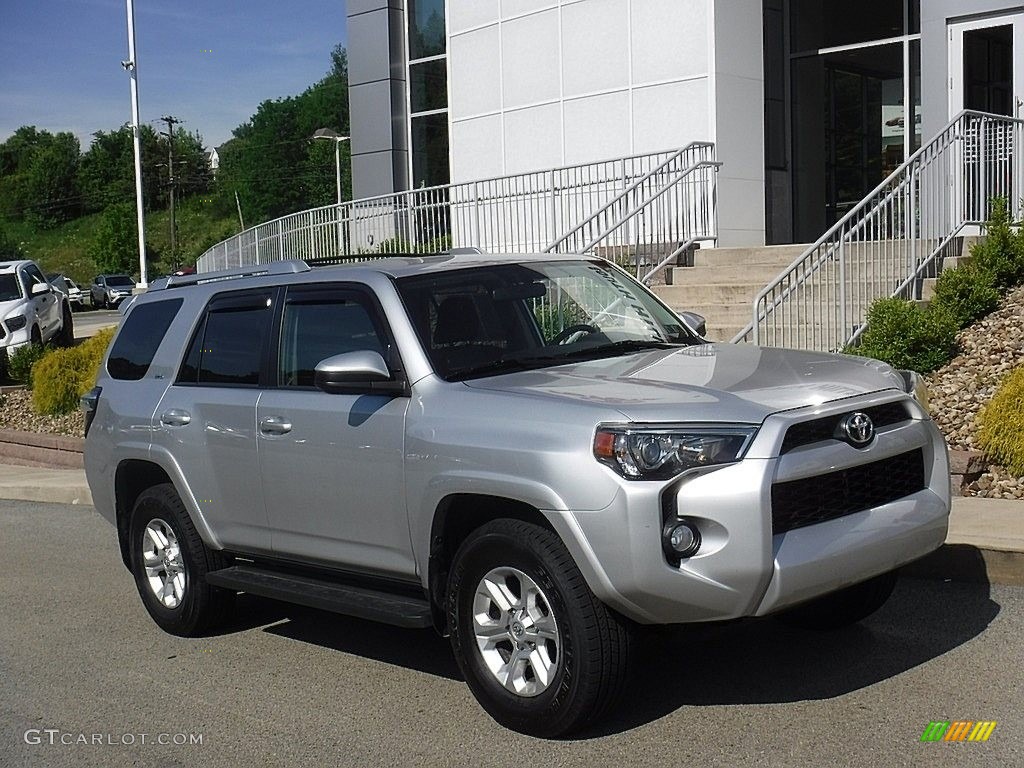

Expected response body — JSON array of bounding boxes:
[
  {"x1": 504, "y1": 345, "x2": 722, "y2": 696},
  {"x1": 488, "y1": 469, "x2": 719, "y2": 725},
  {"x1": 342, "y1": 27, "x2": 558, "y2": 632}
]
[
  {"x1": 926, "y1": 284, "x2": 1024, "y2": 499},
  {"x1": 0, "y1": 388, "x2": 84, "y2": 437}
]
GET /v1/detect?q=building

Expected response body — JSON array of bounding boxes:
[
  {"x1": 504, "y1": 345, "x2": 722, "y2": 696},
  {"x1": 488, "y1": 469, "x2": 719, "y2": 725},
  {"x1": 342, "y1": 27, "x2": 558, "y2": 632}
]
[{"x1": 346, "y1": 0, "x2": 1023, "y2": 247}]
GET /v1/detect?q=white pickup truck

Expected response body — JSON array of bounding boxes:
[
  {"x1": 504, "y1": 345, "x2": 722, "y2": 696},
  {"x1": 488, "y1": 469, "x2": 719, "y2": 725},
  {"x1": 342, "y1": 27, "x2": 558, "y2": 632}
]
[{"x1": 0, "y1": 259, "x2": 74, "y2": 360}]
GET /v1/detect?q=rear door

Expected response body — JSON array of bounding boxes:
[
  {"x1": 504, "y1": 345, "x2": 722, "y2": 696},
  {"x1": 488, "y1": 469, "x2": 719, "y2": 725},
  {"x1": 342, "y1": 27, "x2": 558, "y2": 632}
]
[
  {"x1": 152, "y1": 288, "x2": 276, "y2": 554},
  {"x1": 256, "y1": 283, "x2": 414, "y2": 577}
]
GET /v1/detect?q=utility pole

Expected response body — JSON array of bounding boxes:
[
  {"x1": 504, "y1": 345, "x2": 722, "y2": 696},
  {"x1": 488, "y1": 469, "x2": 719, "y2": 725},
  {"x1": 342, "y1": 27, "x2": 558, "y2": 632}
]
[
  {"x1": 160, "y1": 115, "x2": 180, "y2": 270},
  {"x1": 123, "y1": 0, "x2": 147, "y2": 288}
]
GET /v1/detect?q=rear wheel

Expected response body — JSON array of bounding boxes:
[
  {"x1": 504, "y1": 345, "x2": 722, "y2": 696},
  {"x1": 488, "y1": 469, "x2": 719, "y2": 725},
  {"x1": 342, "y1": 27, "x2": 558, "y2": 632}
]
[
  {"x1": 447, "y1": 519, "x2": 631, "y2": 737},
  {"x1": 776, "y1": 570, "x2": 898, "y2": 631},
  {"x1": 57, "y1": 304, "x2": 74, "y2": 346},
  {"x1": 128, "y1": 483, "x2": 234, "y2": 636}
]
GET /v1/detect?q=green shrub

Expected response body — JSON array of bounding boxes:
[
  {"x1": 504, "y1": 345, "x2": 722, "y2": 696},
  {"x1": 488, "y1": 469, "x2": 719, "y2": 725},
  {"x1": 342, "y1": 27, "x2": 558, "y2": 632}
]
[
  {"x1": 969, "y1": 197, "x2": 1024, "y2": 289},
  {"x1": 30, "y1": 328, "x2": 115, "y2": 416},
  {"x1": 853, "y1": 297, "x2": 958, "y2": 373},
  {"x1": 931, "y1": 263, "x2": 1001, "y2": 328},
  {"x1": 978, "y1": 366, "x2": 1024, "y2": 475},
  {"x1": 7, "y1": 343, "x2": 47, "y2": 387}
]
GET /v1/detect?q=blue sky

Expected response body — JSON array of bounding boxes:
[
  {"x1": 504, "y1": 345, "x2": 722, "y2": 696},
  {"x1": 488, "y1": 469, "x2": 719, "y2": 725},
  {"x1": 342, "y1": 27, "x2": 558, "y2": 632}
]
[{"x1": 0, "y1": 0, "x2": 349, "y2": 151}]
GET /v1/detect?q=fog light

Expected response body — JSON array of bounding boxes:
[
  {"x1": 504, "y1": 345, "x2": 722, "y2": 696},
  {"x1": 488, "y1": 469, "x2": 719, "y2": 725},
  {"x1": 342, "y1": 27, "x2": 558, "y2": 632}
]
[{"x1": 663, "y1": 520, "x2": 700, "y2": 559}]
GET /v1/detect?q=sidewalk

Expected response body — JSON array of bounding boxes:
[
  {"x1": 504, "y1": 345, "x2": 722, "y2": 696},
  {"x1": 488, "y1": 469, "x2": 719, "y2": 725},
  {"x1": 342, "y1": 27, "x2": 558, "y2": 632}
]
[{"x1": 0, "y1": 461, "x2": 1021, "y2": 583}]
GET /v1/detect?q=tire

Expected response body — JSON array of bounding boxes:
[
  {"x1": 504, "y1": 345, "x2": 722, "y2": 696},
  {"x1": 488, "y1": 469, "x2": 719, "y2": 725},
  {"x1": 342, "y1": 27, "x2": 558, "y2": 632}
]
[
  {"x1": 776, "y1": 570, "x2": 898, "y2": 631},
  {"x1": 30, "y1": 325, "x2": 42, "y2": 347},
  {"x1": 128, "y1": 483, "x2": 234, "y2": 636},
  {"x1": 447, "y1": 519, "x2": 632, "y2": 737},
  {"x1": 57, "y1": 304, "x2": 74, "y2": 347}
]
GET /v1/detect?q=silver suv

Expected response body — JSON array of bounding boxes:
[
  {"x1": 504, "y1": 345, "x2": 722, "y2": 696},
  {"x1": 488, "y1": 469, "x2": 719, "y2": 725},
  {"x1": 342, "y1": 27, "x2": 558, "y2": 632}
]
[{"x1": 84, "y1": 255, "x2": 950, "y2": 737}]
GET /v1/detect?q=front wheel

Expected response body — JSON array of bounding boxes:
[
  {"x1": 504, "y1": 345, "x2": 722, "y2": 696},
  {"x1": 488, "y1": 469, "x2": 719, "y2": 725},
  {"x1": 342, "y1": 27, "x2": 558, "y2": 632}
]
[
  {"x1": 128, "y1": 484, "x2": 234, "y2": 636},
  {"x1": 776, "y1": 570, "x2": 898, "y2": 631},
  {"x1": 447, "y1": 519, "x2": 631, "y2": 737}
]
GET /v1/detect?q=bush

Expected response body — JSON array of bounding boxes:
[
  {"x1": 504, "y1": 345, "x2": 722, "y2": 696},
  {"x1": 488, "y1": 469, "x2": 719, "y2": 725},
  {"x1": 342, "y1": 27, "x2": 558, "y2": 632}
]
[
  {"x1": 931, "y1": 263, "x2": 1001, "y2": 328},
  {"x1": 7, "y1": 343, "x2": 47, "y2": 387},
  {"x1": 978, "y1": 365, "x2": 1024, "y2": 475},
  {"x1": 30, "y1": 328, "x2": 114, "y2": 416},
  {"x1": 853, "y1": 297, "x2": 958, "y2": 373},
  {"x1": 969, "y1": 197, "x2": 1024, "y2": 289}
]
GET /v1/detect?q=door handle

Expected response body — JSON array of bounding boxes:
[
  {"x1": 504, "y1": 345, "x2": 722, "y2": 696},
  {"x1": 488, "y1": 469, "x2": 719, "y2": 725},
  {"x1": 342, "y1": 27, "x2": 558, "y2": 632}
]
[
  {"x1": 160, "y1": 409, "x2": 192, "y2": 427},
  {"x1": 259, "y1": 416, "x2": 292, "y2": 435}
]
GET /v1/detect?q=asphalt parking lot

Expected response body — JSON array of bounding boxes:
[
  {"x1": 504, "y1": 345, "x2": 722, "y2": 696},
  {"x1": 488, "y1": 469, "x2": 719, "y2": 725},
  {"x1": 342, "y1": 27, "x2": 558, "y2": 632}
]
[{"x1": 2, "y1": 499, "x2": 1022, "y2": 768}]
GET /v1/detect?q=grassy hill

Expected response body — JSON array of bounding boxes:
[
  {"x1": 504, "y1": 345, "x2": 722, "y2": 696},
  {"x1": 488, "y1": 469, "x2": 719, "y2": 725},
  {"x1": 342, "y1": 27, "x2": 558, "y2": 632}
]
[{"x1": 2, "y1": 197, "x2": 238, "y2": 283}]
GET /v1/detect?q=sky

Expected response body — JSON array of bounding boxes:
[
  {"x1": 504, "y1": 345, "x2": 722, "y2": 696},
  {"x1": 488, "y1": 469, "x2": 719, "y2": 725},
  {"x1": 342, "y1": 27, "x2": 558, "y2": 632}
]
[{"x1": 0, "y1": 0, "x2": 349, "y2": 151}]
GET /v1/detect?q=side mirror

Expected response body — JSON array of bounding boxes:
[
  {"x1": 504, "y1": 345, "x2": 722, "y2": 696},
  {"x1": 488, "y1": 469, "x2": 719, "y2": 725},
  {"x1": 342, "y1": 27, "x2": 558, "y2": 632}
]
[
  {"x1": 680, "y1": 311, "x2": 706, "y2": 337},
  {"x1": 313, "y1": 350, "x2": 406, "y2": 395},
  {"x1": 31, "y1": 282, "x2": 52, "y2": 296}
]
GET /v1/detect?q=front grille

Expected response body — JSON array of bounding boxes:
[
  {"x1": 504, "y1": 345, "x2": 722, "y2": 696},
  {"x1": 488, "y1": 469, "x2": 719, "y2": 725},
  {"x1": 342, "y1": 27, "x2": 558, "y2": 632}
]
[
  {"x1": 771, "y1": 448, "x2": 926, "y2": 534},
  {"x1": 780, "y1": 401, "x2": 910, "y2": 454}
]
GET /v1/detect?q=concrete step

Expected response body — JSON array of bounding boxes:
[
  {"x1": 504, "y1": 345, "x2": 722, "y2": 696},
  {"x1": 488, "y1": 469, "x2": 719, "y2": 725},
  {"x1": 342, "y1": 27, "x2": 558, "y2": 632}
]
[
  {"x1": 692, "y1": 244, "x2": 809, "y2": 267},
  {"x1": 668, "y1": 263, "x2": 788, "y2": 286}
]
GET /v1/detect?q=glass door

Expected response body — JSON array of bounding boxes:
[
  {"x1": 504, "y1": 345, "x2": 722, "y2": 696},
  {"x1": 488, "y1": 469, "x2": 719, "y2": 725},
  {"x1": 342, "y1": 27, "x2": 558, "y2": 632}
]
[{"x1": 949, "y1": 14, "x2": 1024, "y2": 118}]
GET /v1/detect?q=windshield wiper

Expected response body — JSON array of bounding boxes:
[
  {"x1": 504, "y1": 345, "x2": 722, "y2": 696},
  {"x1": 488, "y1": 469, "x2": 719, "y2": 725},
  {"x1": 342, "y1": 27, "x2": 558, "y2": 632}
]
[{"x1": 554, "y1": 339, "x2": 682, "y2": 359}]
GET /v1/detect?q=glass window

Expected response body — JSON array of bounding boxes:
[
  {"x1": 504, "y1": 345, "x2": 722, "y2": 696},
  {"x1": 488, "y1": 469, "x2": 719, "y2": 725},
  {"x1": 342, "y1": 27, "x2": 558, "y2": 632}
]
[
  {"x1": 791, "y1": 0, "x2": 906, "y2": 52},
  {"x1": 107, "y1": 275, "x2": 135, "y2": 287},
  {"x1": 410, "y1": 59, "x2": 448, "y2": 114},
  {"x1": 397, "y1": 260, "x2": 699, "y2": 381},
  {"x1": 408, "y1": 0, "x2": 446, "y2": 60},
  {"x1": 107, "y1": 299, "x2": 183, "y2": 381},
  {"x1": 411, "y1": 113, "x2": 450, "y2": 187},
  {"x1": 278, "y1": 289, "x2": 387, "y2": 387},
  {"x1": 0, "y1": 274, "x2": 20, "y2": 301},
  {"x1": 179, "y1": 292, "x2": 273, "y2": 386}
]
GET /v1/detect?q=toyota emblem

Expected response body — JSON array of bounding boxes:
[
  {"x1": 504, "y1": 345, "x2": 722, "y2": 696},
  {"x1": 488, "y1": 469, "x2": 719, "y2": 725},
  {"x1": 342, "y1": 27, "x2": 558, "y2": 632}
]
[{"x1": 840, "y1": 412, "x2": 875, "y2": 447}]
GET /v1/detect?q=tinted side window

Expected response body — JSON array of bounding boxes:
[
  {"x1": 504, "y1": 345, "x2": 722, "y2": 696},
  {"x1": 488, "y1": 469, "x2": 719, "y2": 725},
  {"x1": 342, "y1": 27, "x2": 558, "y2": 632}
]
[
  {"x1": 107, "y1": 299, "x2": 183, "y2": 380},
  {"x1": 279, "y1": 288, "x2": 388, "y2": 387},
  {"x1": 178, "y1": 291, "x2": 273, "y2": 386}
]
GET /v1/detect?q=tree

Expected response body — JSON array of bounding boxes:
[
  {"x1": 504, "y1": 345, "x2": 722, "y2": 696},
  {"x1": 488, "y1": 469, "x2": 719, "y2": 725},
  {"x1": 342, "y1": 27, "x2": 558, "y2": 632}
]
[
  {"x1": 23, "y1": 132, "x2": 81, "y2": 227},
  {"x1": 0, "y1": 225, "x2": 26, "y2": 260},
  {"x1": 215, "y1": 44, "x2": 350, "y2": 223},
  {"x1": 89, "y1": 203, "x2": 140, "y2": 274}
]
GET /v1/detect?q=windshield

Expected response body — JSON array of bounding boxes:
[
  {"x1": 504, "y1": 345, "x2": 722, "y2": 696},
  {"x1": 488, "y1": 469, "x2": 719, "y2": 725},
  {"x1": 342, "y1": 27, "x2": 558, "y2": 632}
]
[
  {"x1": 0, "y1": 274, "x2": 22, "y2": 302},
  {"x1": 397, "y1": 260, "x2": 702, "y2": 381},
  {"x1": 107, "y1": 276, "x2": 134, "y2": 287}
]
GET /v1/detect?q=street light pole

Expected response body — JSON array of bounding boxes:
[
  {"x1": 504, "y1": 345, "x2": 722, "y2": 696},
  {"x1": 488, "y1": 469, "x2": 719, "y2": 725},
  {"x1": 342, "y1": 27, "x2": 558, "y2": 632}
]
[
  {"x1": 123, "y1": 0, "x2": 148, "y2": 288},
  {"x1": 311, "y1": 129, "x2": 350, "y2": 255}
]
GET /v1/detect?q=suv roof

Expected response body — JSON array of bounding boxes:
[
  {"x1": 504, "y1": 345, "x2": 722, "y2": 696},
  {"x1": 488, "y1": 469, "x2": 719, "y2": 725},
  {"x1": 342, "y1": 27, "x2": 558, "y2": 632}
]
[{"x1": 0, "y1": 260, "x2": 32, "y2": 273}]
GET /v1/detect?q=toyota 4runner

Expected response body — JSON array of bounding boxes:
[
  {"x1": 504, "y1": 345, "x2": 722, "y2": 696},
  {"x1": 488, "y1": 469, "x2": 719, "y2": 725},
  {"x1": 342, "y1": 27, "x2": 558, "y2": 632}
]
[{"x1": 83, "y1": 254, "x2": 950, "y2": 737}]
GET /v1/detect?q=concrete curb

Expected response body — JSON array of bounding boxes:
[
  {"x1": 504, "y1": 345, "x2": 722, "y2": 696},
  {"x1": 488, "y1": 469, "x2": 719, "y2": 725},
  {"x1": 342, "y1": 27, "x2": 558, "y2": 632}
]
[{"x1": 0, "y1": 465, "x2": 92, "y2": 506}]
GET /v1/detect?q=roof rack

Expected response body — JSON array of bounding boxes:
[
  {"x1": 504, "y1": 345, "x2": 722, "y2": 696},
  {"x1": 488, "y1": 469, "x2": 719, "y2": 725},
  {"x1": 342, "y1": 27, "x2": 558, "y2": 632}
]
[{"x1": 150, "y1": 260, "x2": 311, "y2": 290}]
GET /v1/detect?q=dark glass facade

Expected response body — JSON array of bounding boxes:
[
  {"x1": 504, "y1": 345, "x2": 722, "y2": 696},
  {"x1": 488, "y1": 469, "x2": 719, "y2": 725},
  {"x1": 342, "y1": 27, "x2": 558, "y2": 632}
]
[
  {"x1": 766, "y1": 1, "x2": 922, "y2": 244},
  {"x1": 407, "y1": 0, "x2": 450, "y2": 187}
]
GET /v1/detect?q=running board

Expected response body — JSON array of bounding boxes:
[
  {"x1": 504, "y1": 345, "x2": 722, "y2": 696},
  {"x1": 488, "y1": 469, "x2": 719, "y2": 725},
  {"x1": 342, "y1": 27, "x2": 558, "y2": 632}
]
[{"x1": 205, "y1": 565, "x2": 433, "y2": 628}]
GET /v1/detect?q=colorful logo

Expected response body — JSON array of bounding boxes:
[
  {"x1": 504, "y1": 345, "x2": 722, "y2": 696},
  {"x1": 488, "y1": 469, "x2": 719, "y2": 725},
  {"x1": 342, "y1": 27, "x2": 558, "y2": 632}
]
[{"x1": 920, "y1": 721, "x2": 997, "y2": 742}]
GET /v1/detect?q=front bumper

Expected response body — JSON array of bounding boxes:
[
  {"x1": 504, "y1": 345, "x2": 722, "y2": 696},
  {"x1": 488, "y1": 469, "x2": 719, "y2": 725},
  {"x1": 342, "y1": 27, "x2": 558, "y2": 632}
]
[{"x1": 551, "y1": 394, "x2": 951, "y2": 625}]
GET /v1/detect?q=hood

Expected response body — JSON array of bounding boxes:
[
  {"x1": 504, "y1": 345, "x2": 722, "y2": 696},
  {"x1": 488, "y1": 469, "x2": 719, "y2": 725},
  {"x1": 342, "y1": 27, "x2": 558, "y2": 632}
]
[{"x1": 463, "y1": 343, "x2": 904, "y2": 424}]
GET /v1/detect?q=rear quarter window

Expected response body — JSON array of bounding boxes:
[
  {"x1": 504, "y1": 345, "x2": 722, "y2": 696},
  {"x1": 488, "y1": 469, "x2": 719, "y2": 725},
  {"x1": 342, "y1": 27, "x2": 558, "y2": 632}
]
[{"x1": 107, "y1": 298, "x2": 184, "y2": 380}]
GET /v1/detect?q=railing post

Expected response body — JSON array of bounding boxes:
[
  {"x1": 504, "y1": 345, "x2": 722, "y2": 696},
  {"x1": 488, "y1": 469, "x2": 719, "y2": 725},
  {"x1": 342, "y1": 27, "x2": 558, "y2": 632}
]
[
  {"x1": 473, "y1": 182, "x2": 481, "y2": 247},
  {"x1": 277, "y1": 220, "x2": 284, "y2": 260},
  {"x1": 838, "y1": 241, "x2": 847, "y2": 347},
  {"x1": 979, "y1": 116, "x2": 988, "y2": 221},
  {"x1": 548, "y1": 170, "x2": 557, "y2": 250}
]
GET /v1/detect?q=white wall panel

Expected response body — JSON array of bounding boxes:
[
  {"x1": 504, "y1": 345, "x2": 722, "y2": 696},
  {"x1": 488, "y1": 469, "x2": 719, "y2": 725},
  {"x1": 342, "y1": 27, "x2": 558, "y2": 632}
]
[
  {"x1": 561, "y1": 0, "x2": 629, "y2": 97},
  {"x1": 501, "y1": 0, "x2": 556, "y2": 18},
  {"x1": 503, "y1": 103, "x2": 563, "y2": 173},
  {"x1": 501, "y1": 9, "x2": 561, "y2": 108},
  {"x1": 631, "y1": 80, "x2": 710, "y2": 154},
  {"x1": 451, "y1": 115, "x2": 505, "y2": 182},
  {"x1": 631, "y1": 0, "x2": 709, "y2": 83},
  {"x1": 449, "y1": 26, "x2": 502, "y2": 117},
  {"x1": 563, "y1": 91, "x2": 631, "y2": 164},
  {"x1": 448, "y1": 0, "x2": 500, "y2": 35}
]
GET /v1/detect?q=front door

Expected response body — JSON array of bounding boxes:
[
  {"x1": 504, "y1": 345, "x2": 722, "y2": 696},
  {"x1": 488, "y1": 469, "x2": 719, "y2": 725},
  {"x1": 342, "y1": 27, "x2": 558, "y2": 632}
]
[
  {"x1": 949, "y1": 14, "x2": 1024, "y2": 225},
  {"x1": 257, "y1": 283, "x2": 414, "y2": 578}
]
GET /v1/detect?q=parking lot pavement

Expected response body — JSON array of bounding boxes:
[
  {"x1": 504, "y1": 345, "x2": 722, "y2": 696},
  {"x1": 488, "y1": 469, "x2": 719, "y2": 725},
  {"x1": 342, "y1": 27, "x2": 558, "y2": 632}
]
[
  {"x1": 72, "y1": 309, "x2": 120, "y2": 341},
  {"x1": 3, "y1": 500, "x2": 1022, "y2": 768}
]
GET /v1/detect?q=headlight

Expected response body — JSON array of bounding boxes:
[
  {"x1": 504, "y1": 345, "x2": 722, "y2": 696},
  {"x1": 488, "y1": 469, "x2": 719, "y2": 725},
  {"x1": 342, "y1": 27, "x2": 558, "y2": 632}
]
[
  {"x1": 594, "y1": 425, "x2": 756, "y2": 480},
  {"x1": 4, "y1": 315, "x2": 27, "y2": 332},
  {"x1": 897, "y1": 369, "x2": 930, "y2": 411}
]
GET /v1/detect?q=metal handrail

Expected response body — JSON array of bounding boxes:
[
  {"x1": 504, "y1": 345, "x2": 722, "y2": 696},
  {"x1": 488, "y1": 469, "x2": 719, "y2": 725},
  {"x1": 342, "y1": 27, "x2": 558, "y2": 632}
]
[
  {"x1": 733, "y1": 110, "x2": 1024, "y2": 350},
  {"x1": 196, "y1": 146, "x2": 720, "y2": 278}
]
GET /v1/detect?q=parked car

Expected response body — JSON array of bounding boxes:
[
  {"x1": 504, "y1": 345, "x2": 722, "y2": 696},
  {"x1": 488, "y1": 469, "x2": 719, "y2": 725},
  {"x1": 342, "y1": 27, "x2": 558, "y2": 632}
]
[
  {"x1": 90, "y1": 274, "x2": 135, "y2": 309},
  {"x1": 83, "y1": 254, "x2": 950, "y2": 737},
  {"x1": 1, "y1": 259, "x2": 73, "y2": 359},
  {"x1": 47, "y1": 273, "x2": 84, "y2": 310}
]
